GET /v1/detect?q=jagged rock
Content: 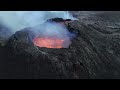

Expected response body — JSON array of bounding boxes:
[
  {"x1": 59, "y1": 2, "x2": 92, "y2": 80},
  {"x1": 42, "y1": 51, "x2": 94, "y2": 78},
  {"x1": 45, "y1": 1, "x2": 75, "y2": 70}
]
[{"x1": 47, "y1": 17, "x2": 72, "y2": 23}]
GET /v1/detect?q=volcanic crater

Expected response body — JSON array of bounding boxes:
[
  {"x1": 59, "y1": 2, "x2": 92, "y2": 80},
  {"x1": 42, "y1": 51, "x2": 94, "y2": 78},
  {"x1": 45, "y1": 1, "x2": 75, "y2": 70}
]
[{"x1": 1, "y1": 13, "x2": 120, "y2": 79}]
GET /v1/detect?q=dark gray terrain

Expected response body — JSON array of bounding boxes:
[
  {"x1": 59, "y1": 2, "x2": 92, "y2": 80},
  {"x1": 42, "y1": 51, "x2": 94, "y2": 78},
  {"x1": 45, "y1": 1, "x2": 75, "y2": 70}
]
[{"x1": 0, "y1": 11, "x2": 120, "y2": 79}]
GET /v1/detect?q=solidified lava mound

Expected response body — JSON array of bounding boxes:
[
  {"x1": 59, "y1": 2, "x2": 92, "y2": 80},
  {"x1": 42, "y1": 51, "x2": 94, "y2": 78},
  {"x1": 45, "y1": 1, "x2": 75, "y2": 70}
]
[
  {"x1": 47, "y1": 18, "x2": 72, "y2": 23},
  {"x1": 1, "y1": 16, "x2": 120, "y2": 79}
]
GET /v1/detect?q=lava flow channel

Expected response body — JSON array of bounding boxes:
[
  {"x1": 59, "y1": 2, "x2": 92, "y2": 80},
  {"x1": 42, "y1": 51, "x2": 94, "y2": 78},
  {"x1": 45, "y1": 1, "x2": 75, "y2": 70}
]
[{"x1": 33, "y1": 37, "x2": 64, "y2": 48}]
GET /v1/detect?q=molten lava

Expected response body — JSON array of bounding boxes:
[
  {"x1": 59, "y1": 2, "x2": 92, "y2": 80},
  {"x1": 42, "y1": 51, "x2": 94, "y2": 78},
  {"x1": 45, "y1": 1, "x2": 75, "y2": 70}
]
[{"x1": 33, "y1": 37, "x2": 64, "y2": 48}]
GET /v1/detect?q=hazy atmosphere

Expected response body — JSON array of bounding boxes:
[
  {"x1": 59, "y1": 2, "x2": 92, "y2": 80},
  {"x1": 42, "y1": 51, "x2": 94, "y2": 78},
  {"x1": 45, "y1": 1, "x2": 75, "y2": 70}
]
[{"x1": 0, "y1": 11, "x2": 76, "y2": 32}]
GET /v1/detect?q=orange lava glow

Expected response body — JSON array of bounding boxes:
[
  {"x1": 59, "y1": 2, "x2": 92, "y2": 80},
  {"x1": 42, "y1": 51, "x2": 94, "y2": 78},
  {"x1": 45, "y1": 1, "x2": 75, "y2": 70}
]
[{"x1": 33, "y1": 37, "x2": 64, "y2": 48}]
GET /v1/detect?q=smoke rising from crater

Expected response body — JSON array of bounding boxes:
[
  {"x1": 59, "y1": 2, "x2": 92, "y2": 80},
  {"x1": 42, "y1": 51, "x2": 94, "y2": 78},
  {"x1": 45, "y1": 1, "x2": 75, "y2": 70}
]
[
  {"x1": 32, "y1": 22, "x2": 74, "y2": 48},
  {"x1": 0, "y1": 11, "x2": 77, "y2": 32},
  {"x1": 0, "y1": 11, "x2": 77, "y2": 48}
]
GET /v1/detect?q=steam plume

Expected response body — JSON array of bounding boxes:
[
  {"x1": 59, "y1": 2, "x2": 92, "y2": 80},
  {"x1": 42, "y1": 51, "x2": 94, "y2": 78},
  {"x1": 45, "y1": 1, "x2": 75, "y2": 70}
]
[
  {"x1": 0, "y1": 11, "x2": 77, "y2": 48},
  {"x1": 0, "y1": 11, "x2": 77, "y2": 32}
]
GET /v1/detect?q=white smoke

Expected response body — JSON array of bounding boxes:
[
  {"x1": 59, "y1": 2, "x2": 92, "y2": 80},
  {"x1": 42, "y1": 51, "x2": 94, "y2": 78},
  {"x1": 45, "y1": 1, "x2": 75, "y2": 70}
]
[
  {"x1": 0, "y1": 11, "x2": 77, "y2": 48},
  {"x1": 0, "y1": 11, "x2": 77, "y2": 32},
  {"x1": 32, "y1": 22, "x2": 73, "y2": 48}
]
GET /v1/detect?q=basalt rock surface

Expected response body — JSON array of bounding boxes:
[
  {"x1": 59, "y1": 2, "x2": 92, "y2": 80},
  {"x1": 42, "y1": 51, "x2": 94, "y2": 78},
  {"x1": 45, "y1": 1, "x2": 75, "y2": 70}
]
[{"x1": 1, "y1": 13, "x2": 120, "y2": 79}]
